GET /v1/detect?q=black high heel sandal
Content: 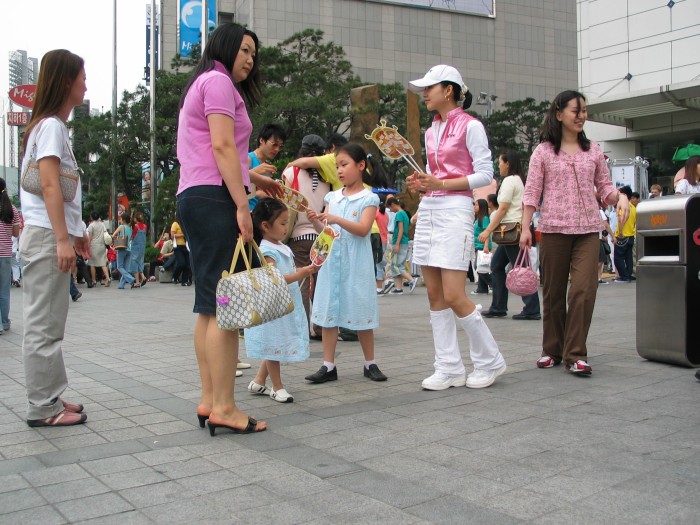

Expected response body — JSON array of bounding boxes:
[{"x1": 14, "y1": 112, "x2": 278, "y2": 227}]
[
  {"x1": 207, "y1": 416, "x2": 265, "y2": 436},
  {"x1": 197, "y1": 413, "x2": 209, "y2": 428}
]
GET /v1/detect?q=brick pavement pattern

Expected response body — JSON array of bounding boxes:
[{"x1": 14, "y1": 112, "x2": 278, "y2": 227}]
[{"x1": 1, "y1": 281, "x2": 698, "y2": 524}]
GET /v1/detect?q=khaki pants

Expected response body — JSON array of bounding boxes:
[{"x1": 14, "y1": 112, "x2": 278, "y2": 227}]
[
  {"x1": 19, "y1": 226, "x2": 70, "y2": 420},
  {"x1": 539, "y1": 233, "x2": 599, "y2": 366}
]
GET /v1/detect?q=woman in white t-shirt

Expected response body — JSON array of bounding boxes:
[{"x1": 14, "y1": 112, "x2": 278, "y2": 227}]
[
  {"x1": 478, "y1": 150, "x2": 541, "y2": 320},
  {"x1": 675, "y1": 156, "x2": 700, "y2": 195},
  {"x1": 19, "y1": 49, "x2": 90, "y2": 427}
]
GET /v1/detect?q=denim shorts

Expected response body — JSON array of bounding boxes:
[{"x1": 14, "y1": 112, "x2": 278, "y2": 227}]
[{"x1": 177, "y1": 185, "x2": 258, "y2": 315}]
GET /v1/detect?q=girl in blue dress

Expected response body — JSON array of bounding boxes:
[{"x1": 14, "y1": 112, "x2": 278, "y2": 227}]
[
  {"x1": 245, "y1": 198, "x2": 317, "y2": 403},
  {"x1": 305, "y1": 143, "x2": 388, "y2": 383}
]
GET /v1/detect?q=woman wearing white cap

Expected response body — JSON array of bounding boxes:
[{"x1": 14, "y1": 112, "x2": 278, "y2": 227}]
[{"x1": 406, "y1": 65, "x2": 506, "y2": 390}]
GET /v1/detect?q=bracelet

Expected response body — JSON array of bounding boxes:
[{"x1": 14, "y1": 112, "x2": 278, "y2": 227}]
[{"x1": 442, "y1": 180, "x2": 446, "y2": 189}]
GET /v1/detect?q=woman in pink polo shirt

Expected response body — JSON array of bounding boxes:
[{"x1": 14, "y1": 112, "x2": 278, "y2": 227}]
[
  {"x1": 520, "y1": 90, "x2": 630, "y2": 375},
  {"x1": 406, "y1": 65, "x2": 506, "y2": 392},
  {"x1": 176, "y1": 23, "x2": 269, "y2": 435}
]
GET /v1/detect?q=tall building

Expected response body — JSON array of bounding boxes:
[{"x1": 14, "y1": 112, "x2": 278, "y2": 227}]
[
  {"x1": 160, "y1": 0, "x2": 578, "y2": 115},
  {"x1": 578, "y1": 0, "x2": 700, "y2": 188},
  {"x1": 8, "y1": 50, "x2": 38, "y2": 87},
  {"x1": 7, "y1": 50, "x2": 39, "y2": 168}
]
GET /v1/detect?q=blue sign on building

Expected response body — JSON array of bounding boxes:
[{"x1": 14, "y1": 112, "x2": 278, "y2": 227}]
[{"x1": 179, "y1": 0, "x2": 217, "y2": 58}]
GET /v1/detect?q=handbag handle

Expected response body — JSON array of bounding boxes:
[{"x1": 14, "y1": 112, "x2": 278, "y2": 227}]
[
  {"x1": 222, "y1": 236, "x2": 281, "y2": 289},
  {"x1": 514, "y1": 247, "x2": 531, "y2": 269}
]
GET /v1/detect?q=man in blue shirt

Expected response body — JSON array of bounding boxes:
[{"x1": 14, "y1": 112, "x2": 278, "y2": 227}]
[{"x1": 248, "y1": 123, "x2": 287, "y2": 210}]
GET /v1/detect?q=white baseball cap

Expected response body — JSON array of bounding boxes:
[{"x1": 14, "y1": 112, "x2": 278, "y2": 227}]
[{"x1": 408, "y1": 65, "x2": 465, "y2": 92}]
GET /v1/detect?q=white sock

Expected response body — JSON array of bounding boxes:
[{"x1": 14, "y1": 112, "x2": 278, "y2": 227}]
[
  {"x1": 457, "y1": 308, "x2": 505, "y2": 370},
  {"x1": 323, "y1": 361, "x2": 335, "y2": 371},
  {"x1": 430, "y1": 308, "x2": 465, "y2": 376},
  {"x1": 376, "y1": 288, "x2": 383, "y2": 293},
  {"x1": 364, "y1": 360, "x2": 376, "y2": 369}
]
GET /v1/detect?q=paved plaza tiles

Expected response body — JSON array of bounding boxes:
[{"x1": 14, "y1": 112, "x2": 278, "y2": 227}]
[{"x1": 0, "y1": 279, "x2": 698, "y2": 524}]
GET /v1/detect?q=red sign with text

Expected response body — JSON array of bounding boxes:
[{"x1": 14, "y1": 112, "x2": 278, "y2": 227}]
[
  {"x1": 8, "y1": 84, "x2": 37, "y2": 109},
  {"x1": 7, "y1": 111, "x2": 30, "y2": 126}
]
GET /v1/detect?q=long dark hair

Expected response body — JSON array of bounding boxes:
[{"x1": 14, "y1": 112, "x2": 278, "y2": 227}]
[
  {"x1": 440, "y1": 81, "x2": 473, "y2": 110},
  {"x1": 252, "y1": 198, "x2": 287, "y2": 244},
  {"x1": 475, "y1": 198, "x2": 488, "y2": 229},
  {"x1": 22, "y1": 49, "x2": 84, "y2": 154},
  {"x1": 179, "y1": 23, "x2": 261, "y2": 109},
  {"x1": 540, "y1": 90, "x2": 590, "y2": 154},
  {"x1": 336, "y1": 144, "x2": 389, "y2": 188},
  {"x1": 0, "y1": 178, "x2": 13, "y2": 224},
  {"x1": 684, "y1": 156, "x2": 700, "y2": 185},
  {"x1": 500, "y1": 150, "x2": 526, "y2": 187}
]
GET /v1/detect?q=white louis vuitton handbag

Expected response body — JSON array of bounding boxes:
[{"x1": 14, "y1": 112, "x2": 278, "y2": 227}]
[{"x1": 215, "y1": 236, "x2": 294, "y2": 330}]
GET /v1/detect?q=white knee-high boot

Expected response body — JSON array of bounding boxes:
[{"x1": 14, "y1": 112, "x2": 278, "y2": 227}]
[
  {"x1": 457, "y1": 306, "x2": 505, "y2": 370},
  {"x1": 430, "y1": 308, "x2": 466, "y2": 376}
]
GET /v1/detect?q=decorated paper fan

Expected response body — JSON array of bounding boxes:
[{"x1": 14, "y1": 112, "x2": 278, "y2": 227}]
[
  {"x1": 365, "y1": 119, "x2": 424, "y2": 173},
  {"x1": 278, "y1": 184, "x2": 310, "y2": 212},
  {"x1": 310, "y1": 221, "x2": 340, "y2": 266}
]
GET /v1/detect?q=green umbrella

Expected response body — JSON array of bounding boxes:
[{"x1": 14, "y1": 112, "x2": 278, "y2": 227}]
[{"x1": 672, "y1": 144, "x2": 700, "y2": 162}]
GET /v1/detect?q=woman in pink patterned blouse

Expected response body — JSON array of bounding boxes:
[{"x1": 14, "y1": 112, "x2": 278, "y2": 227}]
[{"x1": 519, "y1": 90, "x2": 630, "y2": 376}]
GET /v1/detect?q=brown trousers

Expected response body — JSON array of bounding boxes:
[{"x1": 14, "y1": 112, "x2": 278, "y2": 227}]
[{"x1": 539, "y1": 233, "x2": 599, "y2": 365}]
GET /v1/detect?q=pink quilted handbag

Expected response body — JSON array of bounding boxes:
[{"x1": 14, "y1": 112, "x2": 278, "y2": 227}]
[{"x1": 506, "y1": 248, "x2": 538, "y2": 297}]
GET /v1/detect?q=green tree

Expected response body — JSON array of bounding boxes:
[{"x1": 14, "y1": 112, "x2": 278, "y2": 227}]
[
  {"x1": 481, "y1": 97, "x2": 549, "y2": 163},
  {"x1": 70, "y1": 69, "x2": 188, "y2": 229},
  {"x1": 249, "y1": 29, "x2": 360, "y2": 161}
]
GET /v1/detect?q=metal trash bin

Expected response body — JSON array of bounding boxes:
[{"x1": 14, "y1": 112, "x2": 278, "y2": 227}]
[{"x1": 636, "y1": 194, "x2": 700, "y2": 367}]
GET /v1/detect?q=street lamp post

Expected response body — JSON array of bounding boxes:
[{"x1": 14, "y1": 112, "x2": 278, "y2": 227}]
[
  {"x1": 476, "y1": 91, "x2": 498, "y2": 117},
  {"x1": 111, "y1": 0, "x2": 118, "y2": 229},
  {"x1": 149, "y1": 0, "x2": 157, "y2": 243}
]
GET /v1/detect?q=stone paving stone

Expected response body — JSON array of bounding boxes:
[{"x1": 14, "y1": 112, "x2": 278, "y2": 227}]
[
  {"x1": 36, "y1": 440, "x2": 151, "y2": 467},
  {"x1": 266, "y1": 444, "x2": 363, "y2": 479},
  {"x1": 79, "y1": 455, "x2": 147, "y2": 476},
  {"x1": 403, "y1": 494, "x2": 525, "y2": 525},
  {"x1": 117, "y1": 480, "x2": 188, "y2": 508},
  {"x1": 0, "y1": 504, "x2": 67, "y2": 525},
  {"x1": 150, "y1": 457, "x2": 221, "y2": 480},
  {"x1": 71, "y1": 510, "x2": 153, "y2": 525},
  {"x1": 0, "y1": 487, "x2": 48, "y2": 514},
  {"x1": 175, "y1": 468, "x2": 248, "y2": 494},
  {"x1": 204, "y1": 448, "x2": 271, "y2": 468},
  {"x1": 2, "y1": 438, "x2": 58, "y2": 459},
  {"x1": 132, "y1": 446, "x2": 195, "y2": 466},
  {"x1": 141, "y1": 483, "x2": 278, "y2": 524},
  {"x1": 0, "y1": 473, "x2": 30, "y2": 493},
  {"x1": 142, "y1": 420, "x2": 195, "y2": 435},
  {"x1": 50, "y1": 433, "x2": 110, "y2": 450},
  {"x1": 98, "y1": 466, "x2": 170, "y2": 490},
  {"x1": 38, "y1": 477, "x2": 112, "y2": 504},
  {"x1": 329, "y1": 470, "x2": 445, "y2": 509},
  {"x1": 54, "y1": 492, "x2": 134, "y2": 522},
  {"x1": 22, "y1": 463, "x2": 90, "y2": 487},
  {"x1": 97, "y1": 426, "x2": 157, "y2": 442}
]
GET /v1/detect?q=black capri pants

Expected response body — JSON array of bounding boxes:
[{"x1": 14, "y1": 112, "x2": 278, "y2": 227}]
[{"x1": 177, "y1": 184, "x2": 258, "y2": 315}]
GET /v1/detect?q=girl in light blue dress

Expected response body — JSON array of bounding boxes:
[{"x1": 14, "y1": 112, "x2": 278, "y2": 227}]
[
  {"x1": 305, "y1": 143, "x2": 388, "y2": 384},
  {"x1": 245, "y1": 198, "x2": 317, "y2": 403}
]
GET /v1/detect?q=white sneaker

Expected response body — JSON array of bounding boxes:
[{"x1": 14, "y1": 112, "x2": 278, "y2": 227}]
[
  {"x1": 247, "y1": 380, "x2": 268, "y2": 395},
  {"x1": 236, "y1": 370, "x2": 243, "y2": 377},
  {"x1": 421, "y1": 372, "x2": 467, "y2": 390},
  {"x1": 466, "y1": 364, "x2": 506, "y2": 389},
  {"x1": 270, "y1": 388, "x2": 294, "y2": 403}
]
